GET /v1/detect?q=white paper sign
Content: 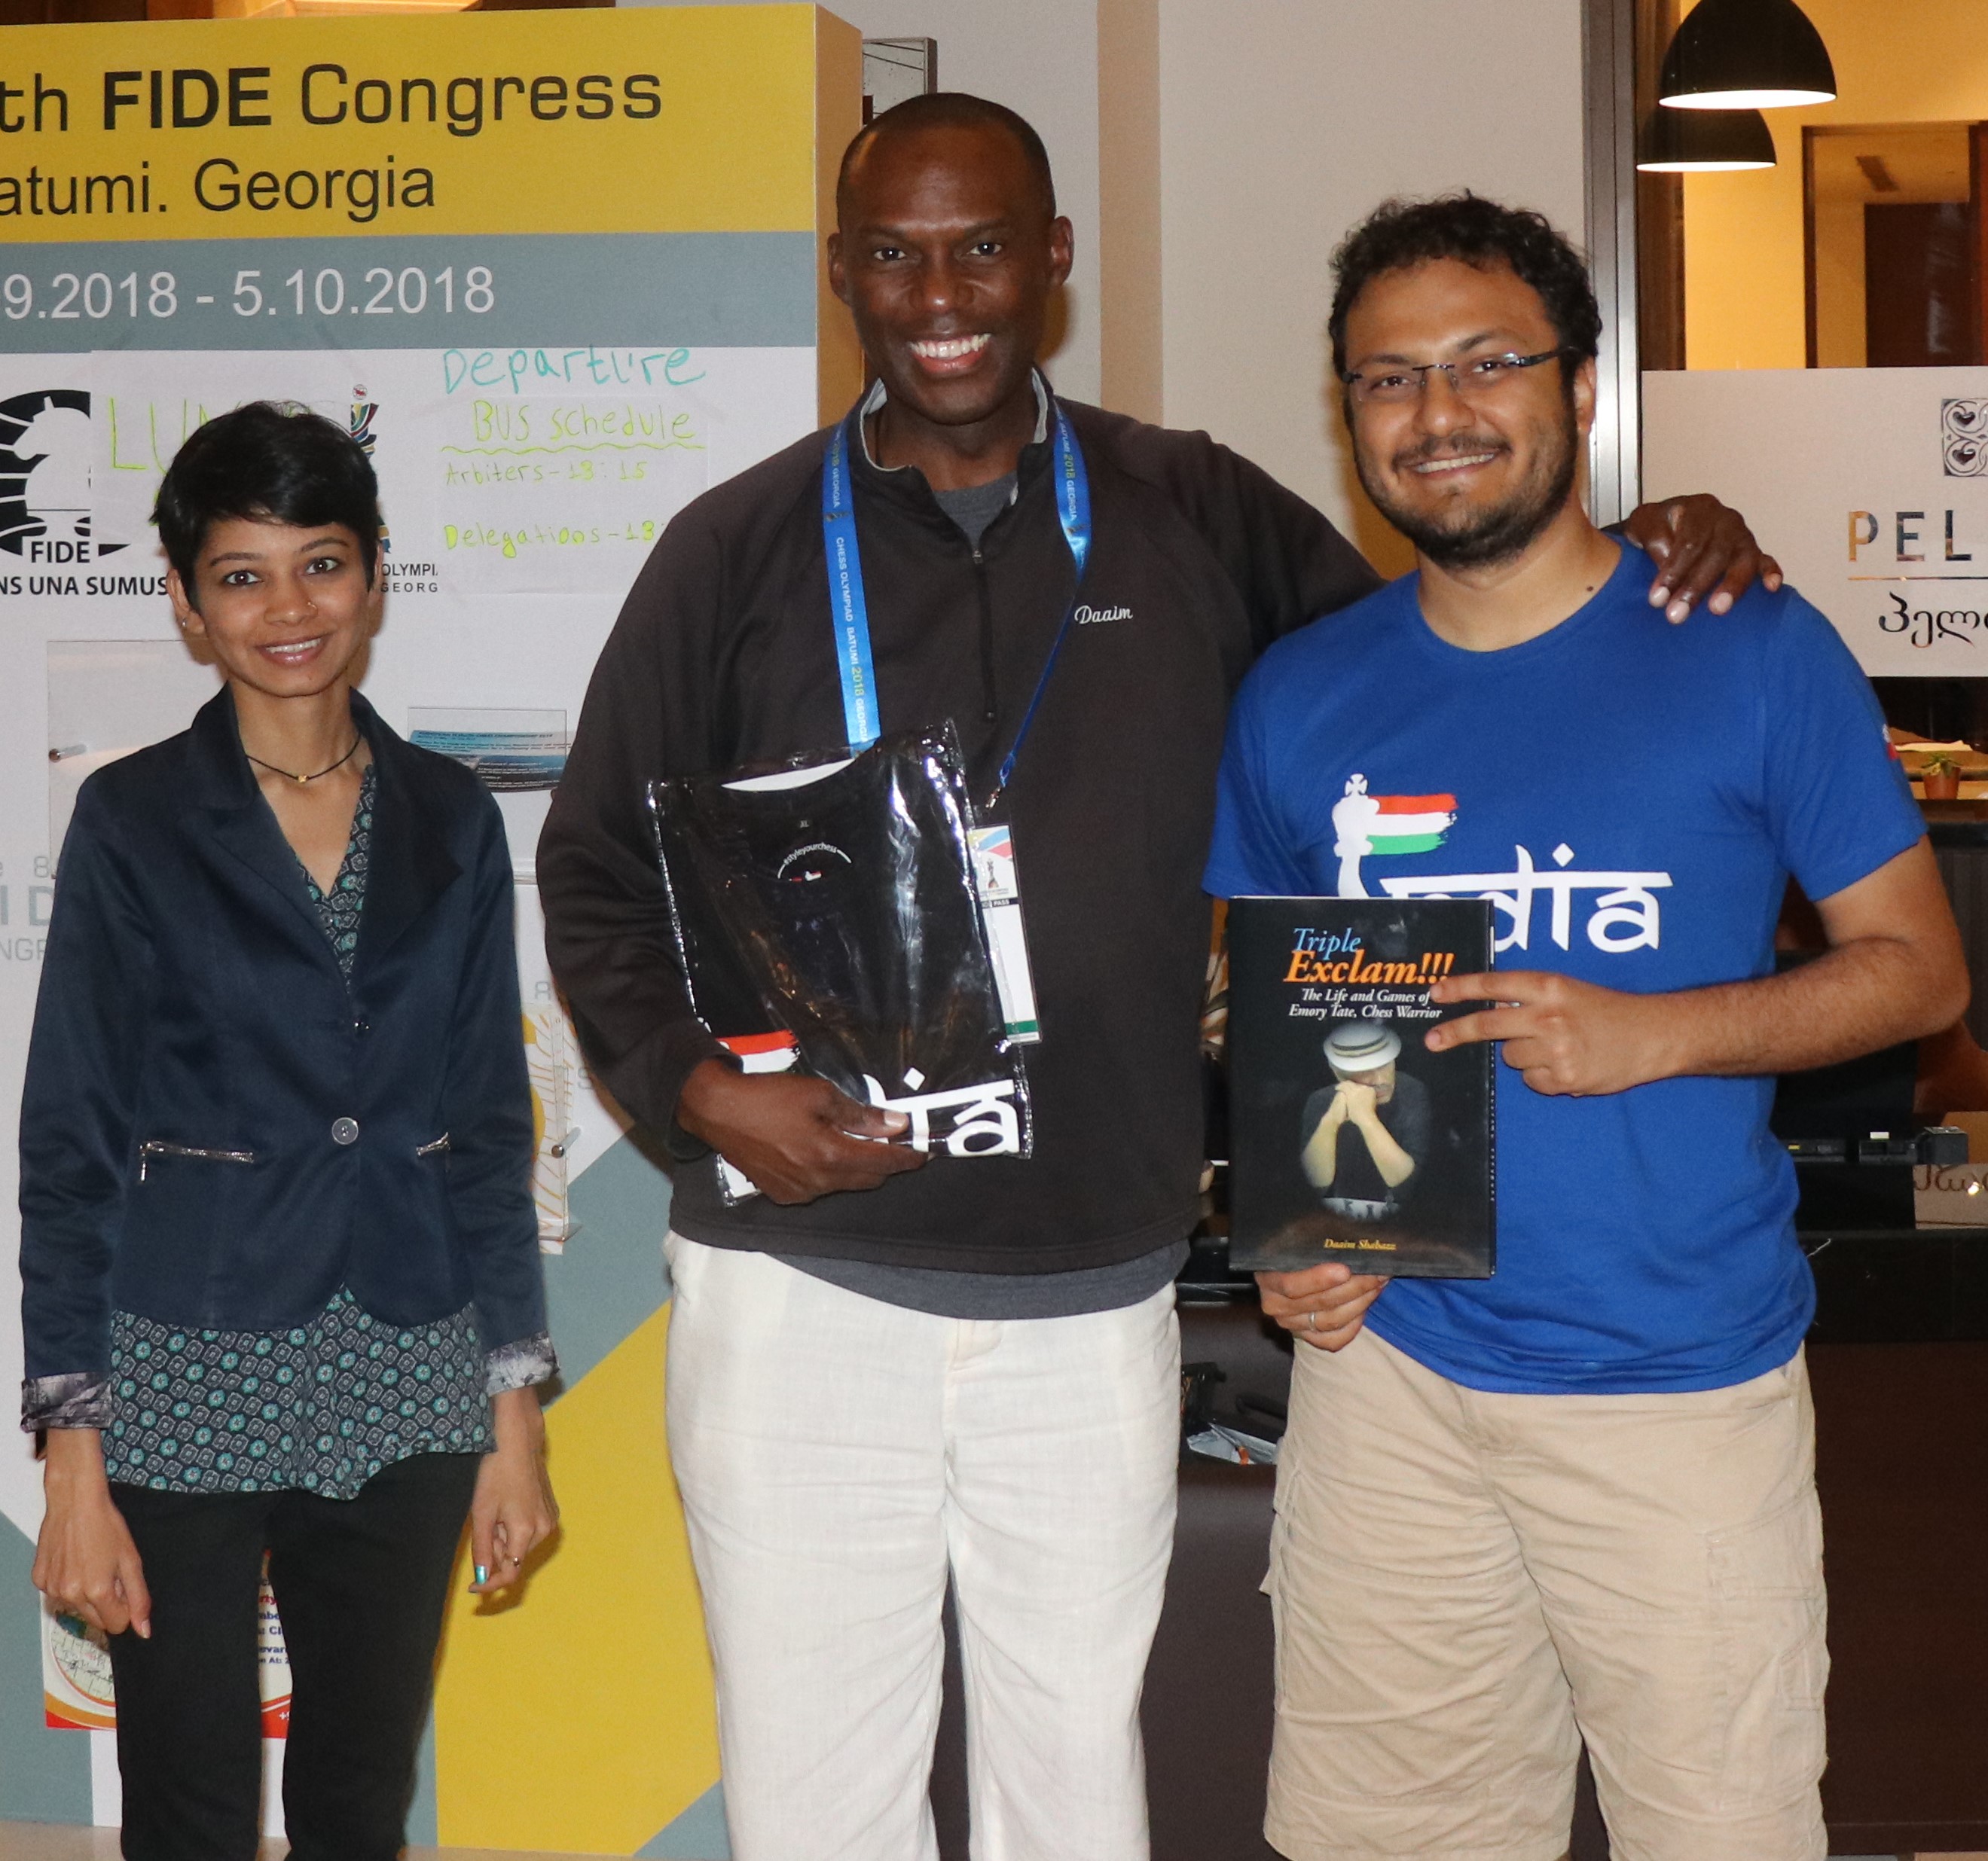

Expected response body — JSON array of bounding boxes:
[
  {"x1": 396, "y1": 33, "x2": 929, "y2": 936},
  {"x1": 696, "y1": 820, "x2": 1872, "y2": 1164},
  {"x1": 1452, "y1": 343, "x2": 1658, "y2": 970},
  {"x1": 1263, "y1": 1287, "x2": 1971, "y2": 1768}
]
[{"x1": 1644, "y1": 366, "x2": 1988, "y2": 678}]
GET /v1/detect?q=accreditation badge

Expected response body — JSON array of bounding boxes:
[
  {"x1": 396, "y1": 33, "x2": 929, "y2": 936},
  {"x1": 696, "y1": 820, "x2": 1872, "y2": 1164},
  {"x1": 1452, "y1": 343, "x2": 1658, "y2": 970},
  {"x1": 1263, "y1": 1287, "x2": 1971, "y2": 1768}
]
[{"x1": 968, "y1": 822, "x2": 1041, "y2": 1045}]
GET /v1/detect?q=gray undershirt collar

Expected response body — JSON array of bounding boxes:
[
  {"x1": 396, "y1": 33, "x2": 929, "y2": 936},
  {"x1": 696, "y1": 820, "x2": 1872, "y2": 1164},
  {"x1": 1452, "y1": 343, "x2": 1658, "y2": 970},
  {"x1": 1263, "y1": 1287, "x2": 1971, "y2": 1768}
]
[{"x1": 931, "y1": 474, "x2": 1018, "y2": 548}]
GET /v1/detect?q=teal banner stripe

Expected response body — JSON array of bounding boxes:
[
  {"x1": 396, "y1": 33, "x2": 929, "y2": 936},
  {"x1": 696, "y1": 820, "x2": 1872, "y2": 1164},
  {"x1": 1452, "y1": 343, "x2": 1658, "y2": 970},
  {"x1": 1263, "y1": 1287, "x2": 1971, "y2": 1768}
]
[
  {"x1": 0, "y1": 231, "x2": 814, "y2": 352},
  {"x1": 540, "y1": 1130, "x2": 674, "y2": 1396},
  {"x1": 0, "y1": 1518, "x2": 93, "y2": 1823},
  {"x1": 640, "y1": 1780, "x2": 732, "y2": 1859}
]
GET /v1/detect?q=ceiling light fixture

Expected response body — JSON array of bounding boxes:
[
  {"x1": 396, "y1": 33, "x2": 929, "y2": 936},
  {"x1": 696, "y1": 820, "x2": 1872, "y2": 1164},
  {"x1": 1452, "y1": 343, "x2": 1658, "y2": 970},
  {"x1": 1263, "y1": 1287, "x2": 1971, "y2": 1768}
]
[
  {"x1": 1636, "y1": 105, "x2": 1776, "y2": 172},
  {"x1": 1657, "y1": 0, "x2": 1837, "y2": 111}
]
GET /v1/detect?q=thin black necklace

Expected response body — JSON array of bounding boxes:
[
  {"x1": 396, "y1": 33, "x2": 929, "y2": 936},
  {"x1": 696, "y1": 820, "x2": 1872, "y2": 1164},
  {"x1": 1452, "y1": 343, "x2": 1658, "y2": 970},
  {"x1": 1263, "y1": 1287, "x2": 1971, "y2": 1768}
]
[{"x1": 243, "y1": 732, "x2": 362, "y2": 788}]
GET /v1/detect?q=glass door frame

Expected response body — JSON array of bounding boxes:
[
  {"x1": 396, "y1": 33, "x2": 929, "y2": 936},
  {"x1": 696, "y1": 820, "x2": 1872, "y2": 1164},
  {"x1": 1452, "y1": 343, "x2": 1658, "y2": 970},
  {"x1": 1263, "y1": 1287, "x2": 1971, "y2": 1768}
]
[{"x1": 1583, "y1": 0, "x2": 1643, "y2": 523}]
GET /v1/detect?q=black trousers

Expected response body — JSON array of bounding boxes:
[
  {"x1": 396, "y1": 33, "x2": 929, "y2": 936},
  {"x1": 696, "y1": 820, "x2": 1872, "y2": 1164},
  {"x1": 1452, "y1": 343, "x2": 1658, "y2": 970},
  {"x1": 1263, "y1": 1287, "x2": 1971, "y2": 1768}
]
[{"x1": 107, "y1": 1451, "x2": 480, "y2": 1861}]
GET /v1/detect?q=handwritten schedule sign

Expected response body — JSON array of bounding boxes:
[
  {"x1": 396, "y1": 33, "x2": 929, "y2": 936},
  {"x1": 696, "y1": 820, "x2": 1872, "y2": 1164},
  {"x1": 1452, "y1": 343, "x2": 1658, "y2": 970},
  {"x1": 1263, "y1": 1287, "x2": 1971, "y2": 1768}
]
[{"x1": 432, "y1": 392, "x2": 712, "y2": 592}]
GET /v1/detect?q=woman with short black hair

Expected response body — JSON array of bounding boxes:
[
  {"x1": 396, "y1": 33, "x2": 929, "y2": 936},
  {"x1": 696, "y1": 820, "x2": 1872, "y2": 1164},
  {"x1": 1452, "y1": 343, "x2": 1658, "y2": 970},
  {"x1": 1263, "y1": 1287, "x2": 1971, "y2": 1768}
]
[{"x1": 21, "y1": 401, "x2": 558, "y2": 1861}]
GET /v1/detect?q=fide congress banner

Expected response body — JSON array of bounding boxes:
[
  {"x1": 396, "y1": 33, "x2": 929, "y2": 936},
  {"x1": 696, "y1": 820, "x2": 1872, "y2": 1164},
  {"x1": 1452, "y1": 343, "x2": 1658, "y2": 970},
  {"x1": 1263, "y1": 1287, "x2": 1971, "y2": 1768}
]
[{"x1": 0, "y1": 8, "x2": 860, "y2": 1851}]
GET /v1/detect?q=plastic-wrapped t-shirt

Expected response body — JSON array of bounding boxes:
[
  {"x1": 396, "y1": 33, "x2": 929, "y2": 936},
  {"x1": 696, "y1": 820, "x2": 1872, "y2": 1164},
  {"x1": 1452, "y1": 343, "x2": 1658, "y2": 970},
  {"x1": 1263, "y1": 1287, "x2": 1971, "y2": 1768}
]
[{"x1": 650, "y1": 725, "x2": 1031, "y2": 1181}]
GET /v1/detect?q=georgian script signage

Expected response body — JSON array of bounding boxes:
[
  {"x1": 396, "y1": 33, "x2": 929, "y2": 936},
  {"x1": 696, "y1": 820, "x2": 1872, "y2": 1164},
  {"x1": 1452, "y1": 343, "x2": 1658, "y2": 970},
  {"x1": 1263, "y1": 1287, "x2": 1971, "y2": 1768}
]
[{"x1": 1644, "y1": 367, "x2": 1988, "y2": 678}]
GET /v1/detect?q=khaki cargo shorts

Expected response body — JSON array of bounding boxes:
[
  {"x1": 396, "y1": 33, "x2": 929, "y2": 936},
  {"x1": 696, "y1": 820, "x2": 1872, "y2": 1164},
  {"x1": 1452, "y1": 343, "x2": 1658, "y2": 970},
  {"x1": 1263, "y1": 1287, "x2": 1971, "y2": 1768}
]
[{"x1": 1265, "y1": 1329, "x2": 1828, "y2": 1861}]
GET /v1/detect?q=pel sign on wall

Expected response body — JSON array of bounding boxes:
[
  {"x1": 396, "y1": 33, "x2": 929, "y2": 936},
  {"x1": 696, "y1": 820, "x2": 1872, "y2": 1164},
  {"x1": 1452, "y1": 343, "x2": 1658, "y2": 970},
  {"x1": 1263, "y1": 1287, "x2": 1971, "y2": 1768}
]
[{"x1": 1849, "y1": 511, "x2": 1980, "y2": 563}]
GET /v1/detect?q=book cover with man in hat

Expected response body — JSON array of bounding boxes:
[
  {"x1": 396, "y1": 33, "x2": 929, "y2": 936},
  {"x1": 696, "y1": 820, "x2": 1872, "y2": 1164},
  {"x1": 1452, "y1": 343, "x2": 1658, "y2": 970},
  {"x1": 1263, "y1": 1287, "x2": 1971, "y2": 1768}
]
[{"x1": 1226, "y1": 898, "x2": 1495, "y2": 1277}]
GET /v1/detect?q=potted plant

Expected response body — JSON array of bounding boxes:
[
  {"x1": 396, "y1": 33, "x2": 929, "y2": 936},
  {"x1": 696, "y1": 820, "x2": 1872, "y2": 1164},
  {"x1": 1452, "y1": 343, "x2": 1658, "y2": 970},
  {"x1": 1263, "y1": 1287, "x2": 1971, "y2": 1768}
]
[{"x1": 1922, "y1": 752, "x2": 1964, "y2": 801}]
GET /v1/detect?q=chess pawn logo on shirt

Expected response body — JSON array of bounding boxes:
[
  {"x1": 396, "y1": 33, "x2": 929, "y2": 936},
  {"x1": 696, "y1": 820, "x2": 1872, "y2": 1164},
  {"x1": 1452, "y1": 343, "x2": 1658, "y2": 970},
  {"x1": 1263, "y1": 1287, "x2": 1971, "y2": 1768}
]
[{"x1": 1331, "y1": 774, "x2": 1458, "y2": 898}]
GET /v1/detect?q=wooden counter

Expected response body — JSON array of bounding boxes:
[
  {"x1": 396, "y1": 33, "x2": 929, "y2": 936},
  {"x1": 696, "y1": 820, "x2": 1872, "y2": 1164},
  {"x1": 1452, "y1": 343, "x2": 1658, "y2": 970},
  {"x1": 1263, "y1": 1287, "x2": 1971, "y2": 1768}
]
[{"x1": 1811, "y1": 1332, "x2": 1988, "y2": 1853}]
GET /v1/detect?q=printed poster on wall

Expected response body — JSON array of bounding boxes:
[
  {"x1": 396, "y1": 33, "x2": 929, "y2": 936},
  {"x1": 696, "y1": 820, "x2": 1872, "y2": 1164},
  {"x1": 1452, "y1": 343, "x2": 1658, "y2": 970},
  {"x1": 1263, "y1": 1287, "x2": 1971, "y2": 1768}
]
[
  {"x1": 43, "y1": 1564, "x2": 291, "y2": 1735},
  {"x1": 0, "y1": 2, "x2": 851, "y2": 1743}
]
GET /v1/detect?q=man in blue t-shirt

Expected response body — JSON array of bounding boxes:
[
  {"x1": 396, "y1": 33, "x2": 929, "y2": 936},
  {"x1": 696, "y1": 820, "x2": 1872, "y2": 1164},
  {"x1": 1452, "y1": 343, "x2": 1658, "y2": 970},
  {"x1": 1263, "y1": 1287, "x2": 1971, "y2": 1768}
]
[{"x1": 1205, "y1": 195, "x2": 1968, "y2": 1861}]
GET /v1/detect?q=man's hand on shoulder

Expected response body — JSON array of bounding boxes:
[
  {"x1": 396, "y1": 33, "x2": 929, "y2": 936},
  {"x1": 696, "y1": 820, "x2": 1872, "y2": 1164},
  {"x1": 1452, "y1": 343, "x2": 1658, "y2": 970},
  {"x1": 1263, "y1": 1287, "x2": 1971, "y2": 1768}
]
[
  {"x1": 676, "y1": 1058, "x2": 929, "y2": 1204},
  {"x1": 1426, "y1": 970, "x2": 1680, "y2": 1097},
  {"x1": 1623, "y1": 493, "x2": 1782, "y2": 624}
]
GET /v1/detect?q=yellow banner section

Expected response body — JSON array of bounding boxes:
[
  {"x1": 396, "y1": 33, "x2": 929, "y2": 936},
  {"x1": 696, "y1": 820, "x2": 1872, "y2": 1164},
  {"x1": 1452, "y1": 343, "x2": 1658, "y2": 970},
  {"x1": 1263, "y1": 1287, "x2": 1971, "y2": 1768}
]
[{"x1": 0, "y1": 5, "x2": 824, "y2": 243}]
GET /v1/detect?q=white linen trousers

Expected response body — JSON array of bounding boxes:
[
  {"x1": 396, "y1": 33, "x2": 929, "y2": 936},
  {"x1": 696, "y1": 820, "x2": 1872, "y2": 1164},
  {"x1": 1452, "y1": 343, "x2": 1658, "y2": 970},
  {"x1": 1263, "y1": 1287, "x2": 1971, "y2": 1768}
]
[{"x1": 662, "y1": 1234, "x2": 1183, "y2": 1861}]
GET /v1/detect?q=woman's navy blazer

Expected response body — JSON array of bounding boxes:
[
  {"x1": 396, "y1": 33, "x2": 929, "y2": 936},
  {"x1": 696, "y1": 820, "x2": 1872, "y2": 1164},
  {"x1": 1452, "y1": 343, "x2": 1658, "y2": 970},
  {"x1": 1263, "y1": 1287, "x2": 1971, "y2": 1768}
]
[{"x1": 19, "y1": 687, "x2": 547, "y2": 1386}]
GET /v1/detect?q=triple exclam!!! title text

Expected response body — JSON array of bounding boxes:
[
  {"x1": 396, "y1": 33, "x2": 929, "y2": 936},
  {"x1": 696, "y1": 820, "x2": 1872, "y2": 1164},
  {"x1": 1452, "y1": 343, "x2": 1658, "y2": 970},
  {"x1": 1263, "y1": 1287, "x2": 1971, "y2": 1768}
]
[{"x1": 0, "y1": 62, "x2": 662, "y2": 223}]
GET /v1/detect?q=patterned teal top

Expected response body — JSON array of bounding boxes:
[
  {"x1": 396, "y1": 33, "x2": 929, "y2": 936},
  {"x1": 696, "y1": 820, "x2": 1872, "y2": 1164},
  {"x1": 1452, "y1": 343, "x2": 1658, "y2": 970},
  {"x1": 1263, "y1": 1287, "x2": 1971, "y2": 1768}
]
[{"x1": 99, "y1": 762, "x2": 496, "y2": 1499}]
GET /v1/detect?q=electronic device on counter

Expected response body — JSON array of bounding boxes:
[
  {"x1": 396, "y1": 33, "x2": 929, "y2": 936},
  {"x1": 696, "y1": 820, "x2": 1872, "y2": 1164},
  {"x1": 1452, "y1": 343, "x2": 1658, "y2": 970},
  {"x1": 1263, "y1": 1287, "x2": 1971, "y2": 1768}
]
[{"x1": 1770, "y1": 1030, "x2": 1922, "y2": 1229}]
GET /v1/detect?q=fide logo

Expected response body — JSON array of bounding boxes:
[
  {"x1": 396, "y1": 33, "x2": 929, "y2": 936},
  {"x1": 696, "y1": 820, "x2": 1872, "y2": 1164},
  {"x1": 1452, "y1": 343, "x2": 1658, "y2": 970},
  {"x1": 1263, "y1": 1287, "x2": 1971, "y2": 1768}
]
[
  {"x1": 1943, "y1": 398, "x2": 1988, "y2": 477},
  {"x1": 0, "y1": 388, "x2": 127, "y2": 563}
]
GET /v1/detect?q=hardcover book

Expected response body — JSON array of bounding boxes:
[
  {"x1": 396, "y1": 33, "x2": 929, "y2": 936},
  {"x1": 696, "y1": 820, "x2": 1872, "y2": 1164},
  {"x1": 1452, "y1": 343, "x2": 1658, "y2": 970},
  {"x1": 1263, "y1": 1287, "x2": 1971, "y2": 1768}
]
[{"x1": 1226, "y1": 897, "x2": 1495, "y2": 1278}]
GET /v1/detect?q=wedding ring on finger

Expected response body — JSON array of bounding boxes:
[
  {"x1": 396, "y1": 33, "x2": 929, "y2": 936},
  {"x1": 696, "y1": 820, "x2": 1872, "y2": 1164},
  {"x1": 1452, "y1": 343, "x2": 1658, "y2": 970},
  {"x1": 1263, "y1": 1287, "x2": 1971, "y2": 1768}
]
[{"x1": 1305, "y1": 1311, "x2": 1317, "y2": 1332}]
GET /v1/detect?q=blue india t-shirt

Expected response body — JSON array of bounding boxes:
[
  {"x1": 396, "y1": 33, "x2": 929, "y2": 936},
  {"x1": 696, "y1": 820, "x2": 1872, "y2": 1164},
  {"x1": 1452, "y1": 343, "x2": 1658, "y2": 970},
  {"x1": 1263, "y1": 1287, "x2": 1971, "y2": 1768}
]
[{"x1": 1205, "y1": 541, "x2": 1927, "y2": 1395}]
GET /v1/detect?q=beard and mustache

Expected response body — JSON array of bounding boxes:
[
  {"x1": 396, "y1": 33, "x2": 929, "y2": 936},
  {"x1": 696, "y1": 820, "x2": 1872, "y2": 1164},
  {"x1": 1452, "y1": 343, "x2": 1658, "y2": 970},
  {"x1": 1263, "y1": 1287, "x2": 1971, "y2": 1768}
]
[{"x1": 1355, "y1": 395, "x2": 1578, "y2": 572}]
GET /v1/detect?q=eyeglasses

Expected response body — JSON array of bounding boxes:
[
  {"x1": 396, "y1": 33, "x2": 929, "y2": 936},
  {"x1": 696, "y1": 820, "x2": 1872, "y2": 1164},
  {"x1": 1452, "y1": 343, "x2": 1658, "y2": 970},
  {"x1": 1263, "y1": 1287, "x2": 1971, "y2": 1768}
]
[{"x1": 1342, "y1": 347, "x2": 1573, "y2": 407}]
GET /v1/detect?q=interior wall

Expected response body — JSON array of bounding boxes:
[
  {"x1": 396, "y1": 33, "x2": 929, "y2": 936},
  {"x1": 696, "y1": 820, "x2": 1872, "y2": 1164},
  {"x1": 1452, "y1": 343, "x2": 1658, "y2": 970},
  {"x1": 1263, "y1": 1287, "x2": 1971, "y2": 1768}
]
[
  {"x1": 1681, "y1": 0, "x2": 1988, "y2": 369},
  {"x1": 1098, "y1": 0, "x2": 1162, "y2": 423},
  {"x1": 1810, "y1": 190, "x2": 1867, "y2": 367},
  {"x1": 1156, "y1": 0, "x2": 1587, "y2": 572}
]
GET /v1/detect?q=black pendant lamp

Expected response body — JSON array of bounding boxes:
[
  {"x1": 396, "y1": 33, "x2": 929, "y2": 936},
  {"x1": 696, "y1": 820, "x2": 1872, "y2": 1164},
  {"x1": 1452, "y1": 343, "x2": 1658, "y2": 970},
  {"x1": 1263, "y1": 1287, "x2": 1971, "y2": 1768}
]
[
  {"x1": 1636, "y1": 106, "x2": 1776, "y2": 172},
  {"x1": 1658, "y1": 0, "x2": 1837, "y2": 111}
]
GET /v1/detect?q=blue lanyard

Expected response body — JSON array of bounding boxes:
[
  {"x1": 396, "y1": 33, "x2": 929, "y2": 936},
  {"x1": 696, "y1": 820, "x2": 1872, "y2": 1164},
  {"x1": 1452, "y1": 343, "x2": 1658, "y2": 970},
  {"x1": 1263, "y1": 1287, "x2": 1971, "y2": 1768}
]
[
  {"x1": 821, "y1": 398, "x2": 1092, "y2": 807},
  {"x1": 820, "y1": 413, "x2": 881, "y2": 750}
]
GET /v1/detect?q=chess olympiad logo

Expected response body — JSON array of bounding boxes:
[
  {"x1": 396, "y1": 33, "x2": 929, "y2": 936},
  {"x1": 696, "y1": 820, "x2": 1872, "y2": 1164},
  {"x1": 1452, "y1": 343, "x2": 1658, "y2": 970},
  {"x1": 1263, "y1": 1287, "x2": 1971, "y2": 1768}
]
[
  {"x1": 0, "y1": 388, "x2": 126, "y2": 563},
  {"x1": 1943, "y1": 398, "x2": 1988, "y2": 477}
]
